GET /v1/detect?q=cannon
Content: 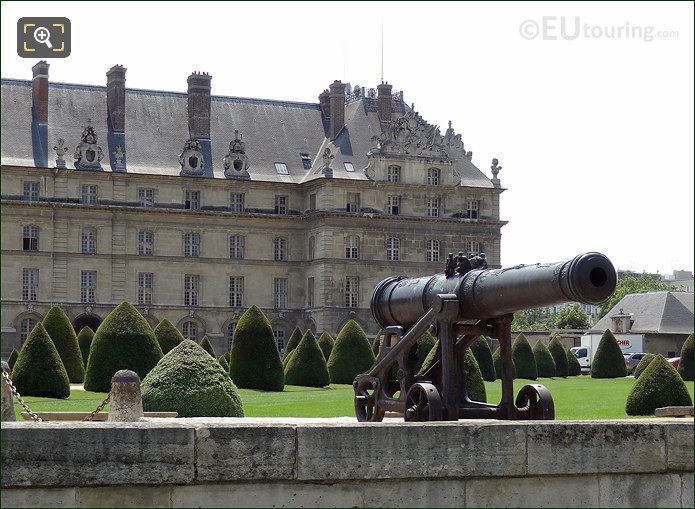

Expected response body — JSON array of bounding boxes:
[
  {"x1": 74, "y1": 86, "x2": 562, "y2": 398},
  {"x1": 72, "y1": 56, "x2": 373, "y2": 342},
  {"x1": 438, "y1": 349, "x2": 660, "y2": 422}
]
[{"x1": 353, "y1": 251, "x2": 616, "y2": 422}]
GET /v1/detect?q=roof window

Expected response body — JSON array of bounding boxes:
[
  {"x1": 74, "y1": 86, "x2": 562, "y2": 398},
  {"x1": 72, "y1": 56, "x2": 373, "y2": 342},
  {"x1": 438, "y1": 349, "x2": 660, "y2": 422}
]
[{"x1": 275, "y1": 162, "x2": 289, "y2": 175}]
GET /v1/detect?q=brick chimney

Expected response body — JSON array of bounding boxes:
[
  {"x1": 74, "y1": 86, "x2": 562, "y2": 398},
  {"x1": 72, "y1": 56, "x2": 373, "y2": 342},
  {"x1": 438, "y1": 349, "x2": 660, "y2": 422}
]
[
  {"x1": 106, "y1": 65, "x2": 126, "y2": 132},
  {"x1": 329, "y1": 80, "x2": 346, "y2": 140},
  {"x1": 377, "y1": 82, "x2": 392, "y2": 123},
  {"x1": 187, "y1": 71, "x2": 212, "y2": 139},
  {"x1": 31, "y1": 60, "x2": 49, "y2": 167}
]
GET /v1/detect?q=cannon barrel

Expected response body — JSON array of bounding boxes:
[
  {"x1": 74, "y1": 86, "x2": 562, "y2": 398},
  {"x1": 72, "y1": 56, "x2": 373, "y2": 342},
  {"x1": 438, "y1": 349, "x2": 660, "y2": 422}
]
[{"x1": 371, "y1": 252, "x2": 616, "y2": 331}]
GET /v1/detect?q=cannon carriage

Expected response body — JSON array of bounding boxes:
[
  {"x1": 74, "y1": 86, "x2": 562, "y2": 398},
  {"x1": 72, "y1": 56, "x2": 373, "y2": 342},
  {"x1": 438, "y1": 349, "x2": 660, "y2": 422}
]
[{"x1": 353, "y1": 251, "x2": 616, "y2": 422}]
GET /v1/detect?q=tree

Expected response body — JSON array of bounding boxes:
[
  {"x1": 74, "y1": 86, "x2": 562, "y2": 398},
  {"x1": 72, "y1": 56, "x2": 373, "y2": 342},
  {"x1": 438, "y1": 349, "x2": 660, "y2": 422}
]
[
  {"x1": 327, "y1": 320, "x2": 375, "y2": 384},
  {"x1": 532, "y1": 340, "x2": 557, "y2": 377},
  {"x1": 411, "y1": 330, "x2": 437, "y2": 374},
  {"x1": 625, "y1": 355, "x2": 692, "y2": 415},
  {"x1": 677, "y1": 334, "x2": 693, "y2": 381},
  {"x1": 599, "y1": 273, "x2": 673, "y2": 319},
  {"x1": 470, "y1": 336, "x2": 496, "y2": 382},
  {"x1": 283, "y1": 327, "x2": 303, "y2": 360},
  {"x1": 548, "y1": 336, "x2": 568, "y2": 378},
  {"x1": 77, "y1": 326, "x2": 95, "y2": 368},
  {"x1": 566, "y1": 348, "x2": 582, "y2": 376},
  {"x1": 284, "y1": 330, "x2": 330, "y2": 387},
  {"x1": 153, "y1": 319, "x2": 185, "y2": 355},
  {"x1": 419, "y1": 340, "x2": 486, "y2": 402},
  {"x1": 42, "y1": 305, "x2": 85, "y2": 383},
  {"x1": 512, "y1": 308, "x2": 556, "y2": 332},
  {"x1": 218, "y1": 355, "x2": 230, "y2": 372},
  {"x1": 555, "y1": 304, "x2": 591, "y2": 330},
  {"x1": 633, "y1": 353, "x2": 655, "y2": 379},
  {"x1": 492, "y1": 347, "x2": 516, "y2": 379},
  {"x1": 591, "y1": 329, "x2": 627, "y2": 378},
  {"x1": 512, "y1": 333, "x2": 537, "y2": 380},
  {"x1": 317, "y1": 332, "x2": 334, "y2": 362},
  {"x1": 372, "y1": 330, "x2": 383, "y2": 357},
  {"x1": 199, "y1": 336, "x2": 216, "y2": 358},
  {"x1": 7, "y1": 348, "x2": 19, "y2": 371}
]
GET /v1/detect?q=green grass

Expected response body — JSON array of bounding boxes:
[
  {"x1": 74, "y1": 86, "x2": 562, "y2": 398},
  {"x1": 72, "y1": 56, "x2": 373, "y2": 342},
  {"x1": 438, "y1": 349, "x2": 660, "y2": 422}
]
[{"x1": 13, "y1": 376, "x2": 695, "y2": 421}]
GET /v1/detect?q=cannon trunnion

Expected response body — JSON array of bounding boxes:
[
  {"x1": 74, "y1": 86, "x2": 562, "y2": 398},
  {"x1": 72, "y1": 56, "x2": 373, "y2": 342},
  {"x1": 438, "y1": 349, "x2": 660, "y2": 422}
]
[{"x1": 354, "y1": 252, "x2": 616, "y2": 422}]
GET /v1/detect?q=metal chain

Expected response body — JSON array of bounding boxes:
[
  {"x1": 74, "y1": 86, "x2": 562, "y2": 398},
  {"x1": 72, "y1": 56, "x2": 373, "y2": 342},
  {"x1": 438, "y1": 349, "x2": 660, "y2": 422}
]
[
  {"x1": 82, "y1": 393, "x2": 110, "y2": 421},
  {"x1": 2, "y1": 369, "x2": 43, "y2": 422}
]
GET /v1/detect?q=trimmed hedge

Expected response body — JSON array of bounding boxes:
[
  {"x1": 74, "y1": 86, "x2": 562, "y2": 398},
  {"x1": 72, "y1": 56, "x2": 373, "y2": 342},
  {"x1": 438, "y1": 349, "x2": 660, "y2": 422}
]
[
  {"x1": 470, "y1": 336, "x2": 496, "y2": 382},
  {"x1": 372, "y1": 330, "x2": 383, "y2": 357},
  {"x1": 532, "y1": 340, "x2": 556, "y2": 378},
  {"x1": 218, "y1": 355, "x2": 230, "y2": 372},
  {"x1": 77, "y1": 326, "x2": 95, "y2": 368},
  {"x1": 411, "y1": 330, "x2": 437, "y2": 374},
  {"x1": 625, "y1": 355, "x2": 692, "y2": 415},
  {"x1": 199, "y1": 336, "x2": 216, "y2": 358},
  {"x1": 633, "y1": 353, "x2": 655, "y2": 380},
  {"x1": 327, "y1": 320, "x2": 375, "y2": 384},
  {"x1": 11, "y1": 323, "x2": 70, "y2": 398},
  {"x1": 567, "y1": 348, "x2": 582, "y2": 376},
  {"x1": 419, "y1": 341, "x2": 486, "y2": 402},
  {"x1": 317, "y1": 332, "x2": 334, "y2": 362},
  {"x1": 142, "y1": 340, "x2": 244, "y2": 417},
  {"x1": 42, "y1": 305, "x2": 85, "y2": 383},
  {"x1": 283, "y1": 327, "x2": 303, "y2": 360},
  {"x1": 492, "y1": 347, "x2": 516, "y2": 379},
  {"x1": 153, "y1": 319, "x2": 185, "y2": 355},
  {"x1": 548, "y1": 337, "x2": 569, "y2": 378},
  {"x1": 8, "y1": 348, "x2": 19, "y2": 371},
  {"x1": 512, "y1": 333, "x2": 537, "y2": 380},
  {"x1": 84, "y1": 302, "x2": 163, "y2": 392},
  {"x1": 229, "y1": 305, "x2": 284, "y2": 391},
  {"x1": 591, "y1": 329, "x2": 627, "y2": 378},
  {"x1": 284, "y1": 330, "x2": 330, "y2": 387},
  {"x1": 678, "y1": 333, "x2": 693, "y2": 381}
]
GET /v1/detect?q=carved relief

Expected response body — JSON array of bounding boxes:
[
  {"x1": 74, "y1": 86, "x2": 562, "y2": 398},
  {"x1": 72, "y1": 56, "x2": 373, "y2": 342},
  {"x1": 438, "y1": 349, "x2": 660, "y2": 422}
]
[
  {"x1": 112, "y1": 145, "x2": 125, "y2": 170},
  {"x1": 54, "y1": 138, "x2": 68, "y2": 169},
  {"x1": 223, "y1": 130, "x2": 250, "y2": 180},
  {"x1": 74, "y1": 119, "x2": 104, "y2": 170},
  {"x1": 373, "y1": 108, "x2": 448, "y2": 158},
  {"x1": 179, "y1": 139, "x2": 205, "y2": 175},
  {"x1": 320, "y1": 147, "x2": 334, "y2": 178}
]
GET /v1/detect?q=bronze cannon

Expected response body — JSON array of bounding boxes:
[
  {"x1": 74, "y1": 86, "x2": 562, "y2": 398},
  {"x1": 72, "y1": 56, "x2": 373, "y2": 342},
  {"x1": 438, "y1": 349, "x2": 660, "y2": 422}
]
[{"x1": 354, "y1": 252, "x2": 616, "y2": 422}]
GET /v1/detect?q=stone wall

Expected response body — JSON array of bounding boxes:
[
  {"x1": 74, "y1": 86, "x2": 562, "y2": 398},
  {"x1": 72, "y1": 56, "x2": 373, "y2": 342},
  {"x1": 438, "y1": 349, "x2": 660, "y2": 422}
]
[{"x1": 1, "y1": 418, "x2": 692, "y2": 508}]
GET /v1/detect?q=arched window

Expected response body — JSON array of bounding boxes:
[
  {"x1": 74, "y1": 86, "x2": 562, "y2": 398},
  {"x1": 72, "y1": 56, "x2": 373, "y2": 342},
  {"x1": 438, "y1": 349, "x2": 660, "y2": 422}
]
[
  {"x1": 181, "y1": 321, "x2": 198, "y2": 341},
  {"x1": 274, "y1": 237, "x2": 287, "y2": 261},
  {"x1": 273, "y1": 327, "x2": 286, "y2": 353},
  {"x1": 387, "y1": 165, "x2": 401, "y2": 183},
  {"x1": 427, "y1": 167, "x2": 440, "y2": 186},
  {"x1": 345, "y1": 235, "x2": 359, "y2": 259},
  {"x1": 426, "y1": 239, "x2": 440, "y2": 262},
  {"x1": 386, "y1": 238, "x2": 400, "y2": 261},
  {"x1": 19, "y1": 317, "x2": 36, "y2": 344}
]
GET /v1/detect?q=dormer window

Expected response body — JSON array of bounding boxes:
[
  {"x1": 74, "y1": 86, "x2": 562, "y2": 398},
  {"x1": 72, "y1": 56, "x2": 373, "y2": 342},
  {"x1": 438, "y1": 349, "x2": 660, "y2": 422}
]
[
  {"x1": 344, "y1": 162, "x2": 355, "y2": 172},
  {"x1": 427, "y1": 168, "x2": 440, "y2": 186},
  {"x1": 387, "y1": 165, "x2": 401, "y2": 183},
  {"x1": 275, "y1": 162, "x2": 289, "y2": 175},
  {"x1": 300, "y1": 153, "x2": 312, "y2": 170},
  {"x1": 466, "y1": 200, "x2": 479, "y2": 219}
]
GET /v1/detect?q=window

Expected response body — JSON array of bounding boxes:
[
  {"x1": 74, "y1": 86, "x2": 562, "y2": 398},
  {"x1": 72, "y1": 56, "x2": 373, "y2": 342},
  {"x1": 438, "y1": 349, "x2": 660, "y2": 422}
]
[
  {"x1": 230, "y1": 193, "x2": 245, "y2": 212},
  {"x1": 274, "y1": 195, "x2": 287, "y2": 214},
  {"x1": 182, "y1": 321, "x2": 198, "y2": 341},
  {"x1": 229, "y1": 235, "x2": 245, "y2": 259},
  {"x1": 387, "y1": 165, "x2": 401, "y2": 183},
  {"x1": 346, "y1": 192, "x2": 360, "y2": 212},
  {"x1": 138, "y1": 272, "x2": 153, "y2": 305},
  {"x1": 345, "y1": 235, "x2": 360, "y2": 259},
  {"x1": 274, "y1": 237, "x2": 287, "y2": 261},
  {"x1": 23, "y1": 225, "x2": 39, "y2": 251},
  {"x1": 184, "y1": 275, "x2": 200, "y2": 306},
  {"x1": 275, "y1": 162, "x2": 289, "y2": 175},
  {"x1": 427, "y1": 167, "x2": 440, "y2": 186},
  {"x1": 23, "y1": 181, "x2": 40, "y2": 201},
  {"x1": 426, "y1": 240, "x2": 440, "y2": 262},
  {"x1": 307, "y1": 277, "x2": 315, "y2": 307},
  {"x1": 300, "y1": 153, "x2": 312, "y2": 170},
  {"x1": 468, "y1": 241, "x2": 480, "y2": 257},
  {"x1": 81, "y1": 228, "x2": 97, "y2": 254},
  {"x1": 309, "y1": 193, "x2": 317, "y2": 211},
  {"x1": 21, "y1": 268, "x2": 38, "y2": 301},
  {"x1": 138, "y1": 188, "x2": 155, "y2": 207},
  {"x1": 226, "y1": 323, "x2": 235, "y2": 351},
  {"x1": 426, "y1": 198, "x2": 440, "y2": 217},
  {"x1": 466, "y1": 200, "x2": 479, "y2": 219},
  {"x1": 229, "y1": 276, "x2": 243, "y2": 307},
  {"x1": 138, "y1": 231, "x2": 154, "y2": 256},
  {"x1": 274, "y1": 328, "x2": 286, "y2": 353},
  {"x1": 387, "y1": 196, "x2": 400, "y2": 215},
  {"x1": 81, "y1": 270, "x2": 97, "y2": 303},
  {"x1": 386, "y1": 238, "x2": 400, "y2": 261},
  {"x1": 308, "y1": 236, "x2": 315, "y2": 261},
  {"x1": 19, "y1": 318, "x2": 36, "y2": 344},
  {"x1": 81, "y1": 184, "x2": 98, "y2": 204},
  {"x1": 274, "y1": 278, "x2": 288, "y2": 309},
  {"x1": 185, "y1": 190, "x2": 200, "y2": 210},
  {"x1": 345, "y1": 276, "x2": 359, "y2": 308},
  {"x1": 344, "y1": 162, "x2": 355, "y2": 172},
  {"x1": 184, "y1": 233, "x2": 200, "y2": 257}
]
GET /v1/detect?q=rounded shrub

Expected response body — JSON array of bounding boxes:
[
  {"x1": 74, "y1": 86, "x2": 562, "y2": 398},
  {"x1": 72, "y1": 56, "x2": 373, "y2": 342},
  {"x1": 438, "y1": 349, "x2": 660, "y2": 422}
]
[
  {"x1": 591, "y1": 329, "x2": 627, "y2": 378},
  {"x1": 42, "y1": 305, "x2": 85, "y2": 383},
  {"x1": 11, "y1": 323, "x2": 70, "y2": 398},
  {"x1": 77, "y1": 326, "x2": 95, "y2": 368},
  {"x1": 532, "y1": 340, "x2": 556, "y2": 378},
  {"x1": 199, "y1": 335, "x2": 216, "y2": 358},
  {"x1": 419, "y1": 341, "x2": 486, "y2": 402},
  {"x1": 567, "y1": 348, "x2": 582, "y2": 376},
  {"x1": 8, "y1": 348, "x2": 19, "y2": 371},
  {"x1": 470, "y1": 336, "x2": 496, "y2": 382},
  {"x1": 84, "y1": 302, "x2": 163, "y2": 392},
  {"x1": 229, "y1": 305, "x2": 284, "y2": 391},
  {"x1": 372, "y1": 330, "x2": 383, "y2": 357},
  {"x1": 317, "y1": 332, "x2": 334, "y2": 362},
  {"x1": 625, "y1": 355, "x2": 692, "y2": 415},
  {"x1": 492, "y1": 346, "x2": 516, "y2": 379},
  {"x1": 153, "y1": 319, "x2": 185, "y2": 355},
  {"x1": 284, "y1": 330, "x2": 330, "y2": 387},
  {"x1": 218, "y1": 355, "x2": 230, "y2": 372},
  {"x1": 283, "y1": 327, "x2": 303, "y2": 360},
  {"x1": 327, "y1": 320, "x2": 375, "y2": 384},
  {"x1": 633, "y1": 353, "x2": 655, "y2": 380},
  {"x1": 677, "y1": 333, "x2": 693, "y2": 381},
  {"x1": 142, "y1": 340, "x2": 244, "y2": 417},
  {"x1": 512, "y1": 333, "x2": 537, "y2": 380},
  {"x1": 548, "y1": 337, "x2": 568, "y2": 378}
]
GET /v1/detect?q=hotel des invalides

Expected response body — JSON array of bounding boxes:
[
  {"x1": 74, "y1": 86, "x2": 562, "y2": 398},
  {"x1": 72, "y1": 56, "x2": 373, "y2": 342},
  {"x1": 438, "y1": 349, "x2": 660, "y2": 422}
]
[{"x1": 0, "y1": 61, "x2": 506, "y2": 355}]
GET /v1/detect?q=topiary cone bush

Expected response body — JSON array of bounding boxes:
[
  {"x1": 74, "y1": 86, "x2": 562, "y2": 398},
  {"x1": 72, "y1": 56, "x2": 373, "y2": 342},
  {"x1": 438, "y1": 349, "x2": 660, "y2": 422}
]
[
  {"x1": 567, "y1": 348, "x2": 582, "y2": 376},
  {"x1": 229, "y1": 305, "x2": 284, "y2": 391},
  {"x1": 77, "y1": 326, "x2": 95, "y2": 368},
  {"x1": 218, "y1": 355, "x2": 230, "y2": 372},
  {"x1": 372, "y1": 330, "x2": 383, "y2": 357},
  {"x1": 327, "y1": 320, "x2": 375, "y2": 384},
  {"x1": 11, "y1": 323, "x2": 70, "y2": 398},
  {"x1": 199, "y1": 335, "x2": 216, "y2": 358},
  {"x1": 548, "y1": 337, "x2": 568, "y2": 378},
  {"x1": 317, "y1": 332, "x2": 334, "y2": 362},
  {"x1": 633, "y1": 353, "x2": 655, "y2": 380},
  {"x1": 42, "y1": 305, "x2": 85, "y2": 383},
  {"x1": 591, "y1": 329, "x2": 627, "y2": 378},
  {"x1": 625, "y1": 355, "x2": 692, "y2": 416},
  {"x1": 471, "y1": 336, "x2": 496, "y2": 382},
  {"x1": 419, "y1": 341, "x2": 486, "y2": 402},
  {"x1": 411, "y1": 330, "x2": 437, "y2": 374},
  {"x1": 677, "y1": 333, "x2": 693, "y2": 381},
  {"x1": 532, "y1": 340, "x2": 557, "y2": 378},
  {"x1": 153, "y1": 319, "x2": 185, "y2": 355},
  {"x1": 284, "y1": 330, "x2": 330, "y2": 387},
  {"x1": 492, "y1": 346, "x2": 516, "y2": 379},
  {"x1": 84, "y1": 302, "x2": 163, "y2": 392},
  {"x1": 142, "y1": 340, "x2": 244, "y2": 417},
  {"x1": 283, "y1": 327, "x2": 303, "y2": 360},
  {"x1": 8, "y1": 348, "x2": 19, "y2": 371},
  {"x1": 512, "y1": 333, "x2": 537, "y2": 380}
]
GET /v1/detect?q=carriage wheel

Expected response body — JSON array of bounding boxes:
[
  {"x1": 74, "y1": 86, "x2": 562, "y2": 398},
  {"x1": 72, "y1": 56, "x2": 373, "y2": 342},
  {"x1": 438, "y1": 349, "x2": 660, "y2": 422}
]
[
  {"x1": 404, "y1": 382, "x2": 443, "y2": 422},
  {"x1": 515, "y1": 384, "x2": 555, "y2": 420},
  {"x1": 354, "y1": 377, "x2": 385, "y2": 422}
]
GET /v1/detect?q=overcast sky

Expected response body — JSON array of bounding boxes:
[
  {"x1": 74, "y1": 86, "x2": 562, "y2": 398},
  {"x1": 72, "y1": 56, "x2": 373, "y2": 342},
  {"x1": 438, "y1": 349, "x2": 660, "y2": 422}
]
[{"x1": 2, "y1": 1, "x2": 693, "y2": 275}]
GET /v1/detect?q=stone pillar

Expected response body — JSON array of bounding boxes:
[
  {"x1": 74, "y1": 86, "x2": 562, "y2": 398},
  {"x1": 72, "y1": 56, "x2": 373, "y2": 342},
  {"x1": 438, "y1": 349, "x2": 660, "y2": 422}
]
[
  {"x1": 31, "y1": 60, "x2": 49, "y2": 167},
  {"x1": 1, "y1": 361, "x2": 16, "y2": 422},
  {"x1": 108, "y1": 370, "x2": 143, "y2": 422},
  {"x1": 377, "y1": 82, "x2": 393, "y2": 122},
  {"x1": 329, "y1": 80, "x2": 346, "y2": 140}
]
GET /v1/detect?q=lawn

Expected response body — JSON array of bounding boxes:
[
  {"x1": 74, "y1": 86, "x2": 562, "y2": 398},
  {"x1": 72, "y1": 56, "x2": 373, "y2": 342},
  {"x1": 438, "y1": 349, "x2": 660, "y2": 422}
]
[{"x1": 13, "y1": 376, "x2": 695, "y2": 421}]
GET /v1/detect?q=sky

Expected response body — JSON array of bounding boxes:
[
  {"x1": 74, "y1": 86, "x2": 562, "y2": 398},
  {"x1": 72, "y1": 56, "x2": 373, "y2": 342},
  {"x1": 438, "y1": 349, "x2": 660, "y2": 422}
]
[{"x1": 1, "y1": 1, "x2": 693, "y2": 275}]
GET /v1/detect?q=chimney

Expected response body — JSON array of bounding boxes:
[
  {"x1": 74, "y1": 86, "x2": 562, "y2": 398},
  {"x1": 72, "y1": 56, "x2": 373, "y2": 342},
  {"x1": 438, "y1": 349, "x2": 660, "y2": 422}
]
[
  {"x1": 106, "y1": 65, "x2": 126, "y2": 133},
  {"x1": 31, "y1": 60, "x2": 49, "y2": 167},
  {"x1": 318, "y1": 89, "x2": 330, "y2": 118},
  {"x1": 329, "y1": 80, "x2": 346, "y2": 140},
  {"x1": 187, "y1": 71, "x2": 212, "y2": 139},
  {"x1": 377, "y1": 82, "x2": 392, "y2": 123}
]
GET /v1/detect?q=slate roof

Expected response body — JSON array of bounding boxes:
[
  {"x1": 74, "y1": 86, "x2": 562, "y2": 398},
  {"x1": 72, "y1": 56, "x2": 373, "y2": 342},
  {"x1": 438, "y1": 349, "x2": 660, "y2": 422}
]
[
  {"x1": 589, "y1": 291, "x2": 694, "y2": 335},
  {"x1": 1, "y1": 77, "x2": 495, "y2": 187}
]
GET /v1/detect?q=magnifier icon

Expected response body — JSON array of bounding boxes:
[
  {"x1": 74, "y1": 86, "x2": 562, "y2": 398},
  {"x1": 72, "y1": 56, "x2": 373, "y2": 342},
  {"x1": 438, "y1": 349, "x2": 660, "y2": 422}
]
[{"x1": 33, "y1": 26, "x2": 52, "y2": 49}]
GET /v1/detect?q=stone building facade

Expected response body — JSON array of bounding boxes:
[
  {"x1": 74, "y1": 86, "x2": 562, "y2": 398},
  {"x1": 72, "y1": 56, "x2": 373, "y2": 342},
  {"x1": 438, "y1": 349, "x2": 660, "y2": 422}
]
[{"x1": 0, "y1": 61, "x2": 506, "y2": 355}]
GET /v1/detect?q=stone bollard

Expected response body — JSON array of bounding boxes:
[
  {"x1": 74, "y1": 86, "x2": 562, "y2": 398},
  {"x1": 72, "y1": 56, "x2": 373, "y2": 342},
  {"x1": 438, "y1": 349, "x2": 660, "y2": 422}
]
[
  {"x1": 2, "y1": 361, "x2": 16, "y2": 422},
  {"x1": 108, "y1": 370, "x2": 144, "y2": 422}
]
